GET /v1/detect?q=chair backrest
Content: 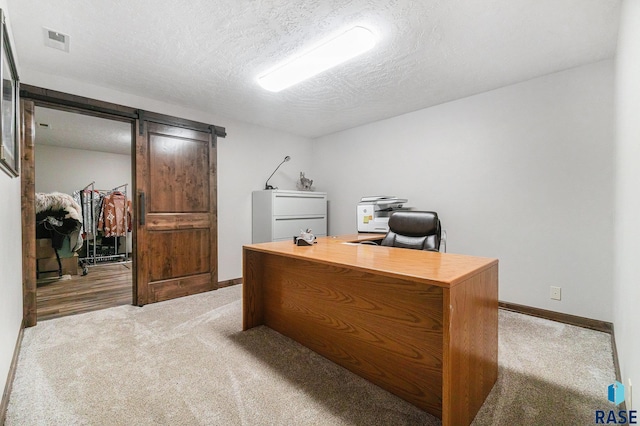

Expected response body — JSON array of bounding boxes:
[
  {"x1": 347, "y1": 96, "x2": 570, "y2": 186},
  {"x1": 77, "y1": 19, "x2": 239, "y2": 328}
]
[{"x1": 380, "y1": 211, "x2": 441, "y2": 252}]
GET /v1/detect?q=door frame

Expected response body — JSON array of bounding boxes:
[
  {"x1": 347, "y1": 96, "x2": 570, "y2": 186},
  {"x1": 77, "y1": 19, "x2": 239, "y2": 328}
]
[{"x1": 20, "y1": 85, "x2": 225, "y2": 326}]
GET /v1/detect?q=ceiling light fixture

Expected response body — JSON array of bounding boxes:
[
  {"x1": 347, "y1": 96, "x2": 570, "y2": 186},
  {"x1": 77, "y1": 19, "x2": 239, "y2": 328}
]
[{"x1": 257, "y1": 26, "x2": 376, "y2": 92}]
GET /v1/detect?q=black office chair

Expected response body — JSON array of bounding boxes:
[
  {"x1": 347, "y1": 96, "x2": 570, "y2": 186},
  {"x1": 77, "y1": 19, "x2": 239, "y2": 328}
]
[{"x1": 380, "y1": 211, "x2": 442, "y2": 252}]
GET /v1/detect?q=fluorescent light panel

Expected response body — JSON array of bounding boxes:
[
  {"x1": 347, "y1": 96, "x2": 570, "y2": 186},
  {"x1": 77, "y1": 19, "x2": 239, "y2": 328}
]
[{"x1": 258, "y1": 26, "x2": 376, "y2": 92}]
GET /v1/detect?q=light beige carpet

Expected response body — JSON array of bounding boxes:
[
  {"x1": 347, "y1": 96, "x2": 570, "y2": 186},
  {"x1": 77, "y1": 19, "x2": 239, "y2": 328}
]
[{"x1": 6, "y1": 285, "x2": 616, "y2": 425}]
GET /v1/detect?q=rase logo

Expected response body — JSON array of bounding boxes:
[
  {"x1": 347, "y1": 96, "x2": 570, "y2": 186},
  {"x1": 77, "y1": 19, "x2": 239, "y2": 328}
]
[
  {"x1": 610, "y1": 382, "x2": 627, "y2": 406},
  {"x1": 595, "y1": 381, "x2": 638, "y2": 424}
]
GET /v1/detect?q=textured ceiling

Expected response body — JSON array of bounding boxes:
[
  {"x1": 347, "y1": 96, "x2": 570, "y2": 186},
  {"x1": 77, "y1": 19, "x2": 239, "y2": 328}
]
[
  {"x1": 35, "y1": 107, "x2": 132, "y2": 155},
  {"x1": 8, "y1": 0, "x2": 621, "y2": 139}
]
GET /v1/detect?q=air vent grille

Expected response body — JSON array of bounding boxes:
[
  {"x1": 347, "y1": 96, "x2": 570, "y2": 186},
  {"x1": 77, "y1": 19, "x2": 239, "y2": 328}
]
[
  {"x1": 48, "y1": 31, "x2": 65, "y2": 43},
  {"x1": 43, "y1": 27, "x2": 70, "y2": 52}
]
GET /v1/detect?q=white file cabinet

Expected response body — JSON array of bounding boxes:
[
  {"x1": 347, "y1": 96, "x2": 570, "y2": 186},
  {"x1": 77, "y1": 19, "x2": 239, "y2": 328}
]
[{"x1": 252, "y1": 190, "x2": 327, "y2": 243}]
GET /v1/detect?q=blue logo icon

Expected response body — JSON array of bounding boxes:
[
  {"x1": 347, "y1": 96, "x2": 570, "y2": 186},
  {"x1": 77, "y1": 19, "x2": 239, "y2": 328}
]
[{"x1": 608, "y1": 381, "x2": 625, "y2": 406}]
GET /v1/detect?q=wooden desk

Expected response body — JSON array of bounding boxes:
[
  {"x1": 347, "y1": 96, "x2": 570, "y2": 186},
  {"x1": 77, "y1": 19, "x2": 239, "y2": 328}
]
[{"x1": 243, "y1": 234, "x2": 498, "y2": 426}]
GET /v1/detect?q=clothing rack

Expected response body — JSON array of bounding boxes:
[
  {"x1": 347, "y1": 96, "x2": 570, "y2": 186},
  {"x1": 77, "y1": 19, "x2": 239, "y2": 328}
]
[{"x1": 76, "y1": 181, "x2": 130, "y2": 268}]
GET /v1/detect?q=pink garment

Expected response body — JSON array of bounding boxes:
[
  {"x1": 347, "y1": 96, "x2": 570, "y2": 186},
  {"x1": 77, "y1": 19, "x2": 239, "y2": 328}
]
[{"x1": 98, "y1": 192, "x2": 131, "y2": 237}]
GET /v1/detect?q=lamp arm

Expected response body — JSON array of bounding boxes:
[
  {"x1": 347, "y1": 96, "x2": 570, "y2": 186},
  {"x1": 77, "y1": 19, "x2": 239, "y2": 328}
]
[{"x1": 265, "y1": 159, "x2": 287, "y2": 190}]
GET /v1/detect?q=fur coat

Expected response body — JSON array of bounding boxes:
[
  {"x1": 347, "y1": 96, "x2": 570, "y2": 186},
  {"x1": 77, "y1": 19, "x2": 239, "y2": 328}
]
[{"x1": 36, "y1": 192, "x2": 84, "y2": 252}]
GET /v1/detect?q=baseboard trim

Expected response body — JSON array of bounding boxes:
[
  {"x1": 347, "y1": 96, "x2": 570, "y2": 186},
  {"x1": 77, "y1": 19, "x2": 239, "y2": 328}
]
[
  {"x1": 610, "y1": 324, "x2": 626, "y2": 410},
  {"x1": 498, "y1": 301, "x2": 613, "y2": 334},
  {"x1": 0, "y1": 319, "x2": 25, "y2": 425},
  {"x1": 218, "y1": 278, "x2": 242, "y2": 289}
]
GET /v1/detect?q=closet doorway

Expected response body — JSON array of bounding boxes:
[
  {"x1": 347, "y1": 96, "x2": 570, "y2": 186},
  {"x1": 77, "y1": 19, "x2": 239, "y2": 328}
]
[
  {"x1": 21, "y1": 86, "x2": 224, "y2": 328},
  {"x1": 33, "y1": 106, "x2": 134, "y2": 321}
]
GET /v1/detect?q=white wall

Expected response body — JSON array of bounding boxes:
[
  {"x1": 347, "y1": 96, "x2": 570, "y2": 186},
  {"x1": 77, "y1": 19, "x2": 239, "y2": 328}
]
[
  {"x1": 0, "y1": 0, "x2": 23, "y2": 406},
  {"x1": 614, "y1": 0, "x2": 640, "y2": 410},
  {"x1": 34, "y1": 145, "x2": 131, "y2": 195},
  {"x1": 0, "y1": 164, "x2": 22, "y2": 405},
  {"x1": 312, "y1": 60, "x2": 614, "y2": 322},
  {"x1": 21, "y1": 70, "x2": 314, "y2": 282},
  {"x1": 217, "y1": 123, "x2": 314, "y2": 279}
]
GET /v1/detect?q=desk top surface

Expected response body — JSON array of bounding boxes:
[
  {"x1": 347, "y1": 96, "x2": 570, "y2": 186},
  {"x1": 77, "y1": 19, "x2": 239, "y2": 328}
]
[{"x1": 244, "y1": 234, "x2": 497, "y2": 287}]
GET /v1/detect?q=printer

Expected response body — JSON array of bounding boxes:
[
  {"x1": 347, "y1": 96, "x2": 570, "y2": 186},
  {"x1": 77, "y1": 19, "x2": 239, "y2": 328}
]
[{"x1": 357, "y1": 196, "x2": 409, "y2": 233}]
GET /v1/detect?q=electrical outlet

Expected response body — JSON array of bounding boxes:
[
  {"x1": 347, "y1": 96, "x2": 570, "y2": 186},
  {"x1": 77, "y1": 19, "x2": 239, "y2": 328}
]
[
  {"x1": 550, "y1": 286, "x2": 561, "y2": 300},
  {"x1": 628, "y1": 379, "x2": 633, "y2": 410}
]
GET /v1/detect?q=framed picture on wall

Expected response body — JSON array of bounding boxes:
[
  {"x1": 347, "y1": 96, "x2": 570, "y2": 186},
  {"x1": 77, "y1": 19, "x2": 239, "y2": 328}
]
[{"x1": 0, "y1": 9, "x2": 19, "y2": 178}]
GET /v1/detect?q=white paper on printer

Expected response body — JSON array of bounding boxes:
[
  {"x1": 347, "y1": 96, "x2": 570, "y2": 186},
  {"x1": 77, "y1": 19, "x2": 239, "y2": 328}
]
[{"x1": 359, "y1": 196, "x2": 408, "y2": 209}]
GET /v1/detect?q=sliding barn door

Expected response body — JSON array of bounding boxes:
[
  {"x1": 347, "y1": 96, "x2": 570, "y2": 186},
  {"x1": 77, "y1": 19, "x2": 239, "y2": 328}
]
[{"x1": 135, "y1": 120, "x2": 218, "y2": 305}]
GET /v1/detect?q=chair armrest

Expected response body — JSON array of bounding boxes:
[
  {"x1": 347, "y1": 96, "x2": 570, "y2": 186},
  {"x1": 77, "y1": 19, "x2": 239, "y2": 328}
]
[{"x1": 440, "y1": 230, "x2": 447, "y2": 253}]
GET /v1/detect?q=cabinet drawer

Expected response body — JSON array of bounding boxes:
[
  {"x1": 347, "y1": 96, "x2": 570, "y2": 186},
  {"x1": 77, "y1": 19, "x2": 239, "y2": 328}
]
[
  {"x1": 273, "y1": 194, "x2": 326, "y2": 216},
  {"x1": 273, "y1": 217, "x2": 327, "y2": 241}
]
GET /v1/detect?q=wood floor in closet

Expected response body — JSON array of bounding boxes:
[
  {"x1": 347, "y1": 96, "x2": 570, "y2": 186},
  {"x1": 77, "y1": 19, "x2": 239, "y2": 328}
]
[{"x1": 37, "y1": 262, "x2": 132, "y2": 321}]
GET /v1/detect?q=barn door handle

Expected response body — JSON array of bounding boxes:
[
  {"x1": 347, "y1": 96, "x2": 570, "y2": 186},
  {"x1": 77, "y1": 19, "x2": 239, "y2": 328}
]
[{"x1": 139, "y1": 192, "x2": 146, "y2": 225}]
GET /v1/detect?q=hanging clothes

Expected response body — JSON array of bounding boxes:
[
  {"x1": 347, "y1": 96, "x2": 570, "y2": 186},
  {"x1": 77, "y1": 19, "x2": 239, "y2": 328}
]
[
  {"x1": 73, "y1": 189, "x2": 103, "y2": 239},
  {"x1": 98, "y1": 191, "x2": 131, "y2": 237}
]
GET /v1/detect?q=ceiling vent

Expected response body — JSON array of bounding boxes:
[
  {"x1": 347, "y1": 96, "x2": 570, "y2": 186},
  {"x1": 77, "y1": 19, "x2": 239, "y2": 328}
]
[{"x1": 43, "y1": 28, "x2": 70, "y2": 52}]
